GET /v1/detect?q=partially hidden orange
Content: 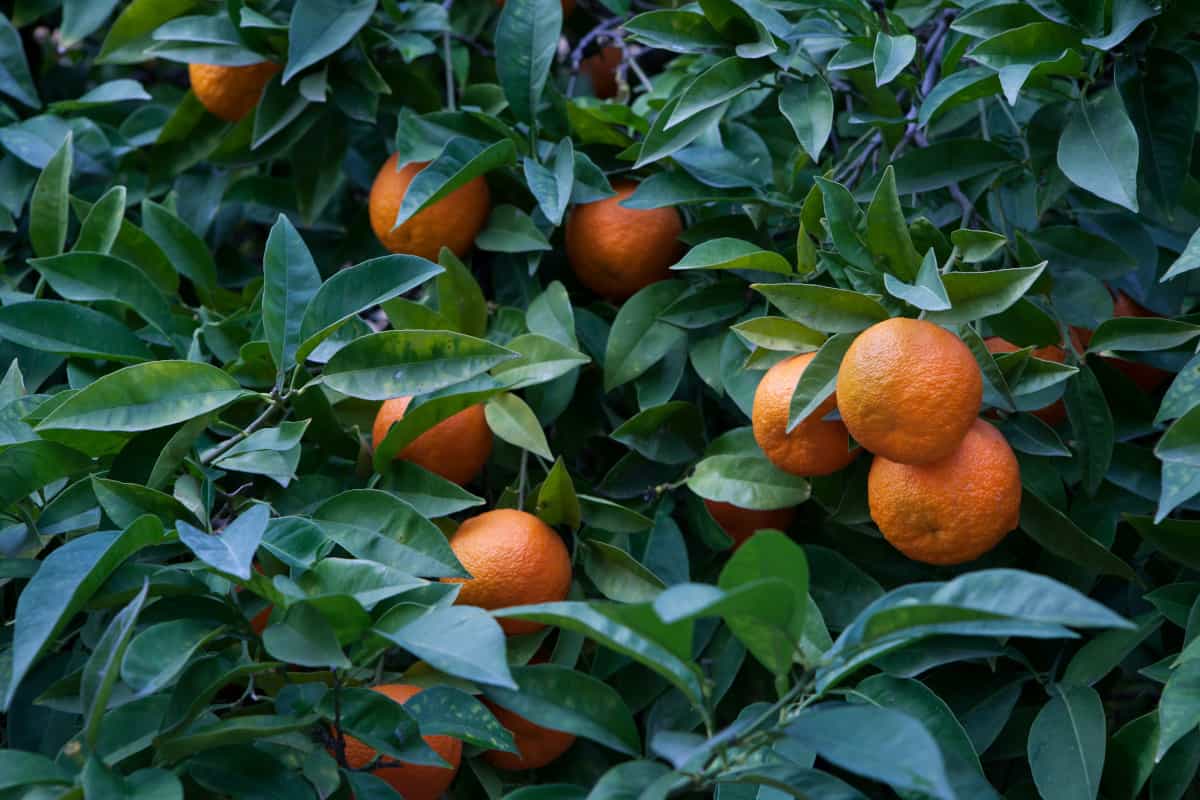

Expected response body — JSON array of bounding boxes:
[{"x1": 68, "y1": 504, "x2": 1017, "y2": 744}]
[
  {"x1": 703, "y1": 499, "x2": 796, "y2": 549},
  {"x1": 368, "y1": 154, "x2": 491, "y2": 261},
  {"x1": 188, "y1": 62, "x2": 280, "y2": 122},
  {"x1": 446, "y1": 509, "x2": 572, "y2": 635},
  {"x1": 752, "y1": 352, "x2": 859, "y2": 477},
  {"x1": 565, "y1": 181, "x2": 683, "y2": 300},
  {"x1": 837, "y1": 318, "x2": 982, "y2": 465},
  {"x1": 581, "y1": 46, "x2": 622, "y2": 99},
  {"x1": 984, "y1": 337, "x2": 1068, "y2": 426},
  {"x1": 868, "y1": 419, "x2": 1021, "y2": 565},
  {"x1": 372, "y1": 397, "x2": 492, "y2": 486},
  {"x1": 338, "y1": 684, "x2": 462, "y2": 800},
  {"x1": 483, "y1": 701, "x2": 576, "y2": 771}
]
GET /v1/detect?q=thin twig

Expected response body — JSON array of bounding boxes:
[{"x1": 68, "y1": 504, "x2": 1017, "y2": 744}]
[{"x1": 199, "y1": 395, "x2": 284, "y2": 465}]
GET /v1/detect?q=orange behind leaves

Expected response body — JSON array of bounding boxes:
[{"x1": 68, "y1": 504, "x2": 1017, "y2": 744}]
[
  {"x1": 372, "y1": 397, "x2": 493, "y2": 486},
  {"x1": 188, "y1": 62, "x2": 280, "y2": 122},
  {"x1": 752, "y1": 352, "x2": 858, "y2": 477},
  {"x1": 446, "y1": 509, "x2": 572, "y2": 635},
  {"x1": 483, "y1": 701, "x2": 576, "y2": 770},
  {"x1": 868, "y1": 419, "x2": 1021, "y2": 565},
  {"x1": 581, "y1": 46, "x2": 622, "y2": 99},
  {"x1": 565, "y1": 181, "x2": 684, "y2": 300},
  {"x1": 837, "y1": 318, "x2": 982, "y2": 465},
  {"x1": 703, "y1": 499, "x2": 796, "y2": 549},
  {"x1": 368, "y1": 154, "x2": 491, "y2": 261},
  {"x1": 339, "y1": 684, "x2": 462, "y2": 800},
  {"x1": 984, "y1": 337, "x2": 1067, "y2": 425}
]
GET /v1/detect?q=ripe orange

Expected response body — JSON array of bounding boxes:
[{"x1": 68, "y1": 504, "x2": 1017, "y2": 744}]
[
  {"x1": 581, "y1": 46, "x2": 622, "y2": 99},
  {"x1": 752, "y1": 352, "x2": 859, "y2": 477},
  {"x1": 483, "y1": 701, "x2": 576, "y2": 770},
  {"x1": 565, "y1": 181, "x2": 683, "y2": 300},
  {"x1": 368, "y1": 154, "x2": 491, "y2": 261},
  {"x1": 188, "y1": 62, "x2": 280, "y2": 122},
  {"x1": 445, "y1": 509, "x2": 571, "y2": 636},
  {"x1": 1073, "y1": 290, "x2": 1172, "y2": 393},
  {"x1": 984, "y1": 337, "x2": 1067, "y2": 426},
  {"x1": 868, "y1": 419, "x2": 1021, "y2": 565},
  {"x1": 837, "y1": 318, "x2": 982, "y2": 465},
  {"x1": 703, "y1": 499, "x2": 796, "y2": 549},
  {"x1": 372, "y1": 397, "x2": 492, "y2": 486},
  {"x1": 338, "y1": 684, "x2": 462, "y2": 800}
]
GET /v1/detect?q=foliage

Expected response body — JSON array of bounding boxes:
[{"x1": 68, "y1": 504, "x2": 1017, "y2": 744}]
[{"x1": 1, "y1": 0, "x2": 1199, "y2": 798}]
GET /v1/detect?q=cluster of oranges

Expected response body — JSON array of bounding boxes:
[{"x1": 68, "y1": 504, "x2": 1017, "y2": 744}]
[{"x1": 752, "y1": 317, "x2": 1023, "y2": 566}]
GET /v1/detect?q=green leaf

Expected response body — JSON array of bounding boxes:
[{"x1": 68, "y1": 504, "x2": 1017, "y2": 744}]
[
  {"x1": 476, "y1": 205, "x2": 553, "y2": 253},
  {"x1": 969, "y1": 22, "x2": 1083, "y2": 104},
  {"x1": 73, "y1": 185, "x2": 126, "y2": 253},
  {"x1": 786, "y1": 704, "x2": 955, "y2": 800},
  {"x1": 61, "y1": 0, "x2": 121, "y2": 47},
  {"x1": 753, "y1": 284, "x2": 889, "y2": 333},
  {"x1": 1126, "y1": 517, "x2": 1200, "y2": 570},
  {"x1": 0, "y1": 440, "x2": 92, "y2": 509},
  {"x1": 731, "y1": 316, "x2": 826, "y2": 353},
  {"x1": 4, "y1": 517, "x2": 162, "y2": 710},
  {"x1": 604, "y1": 281, "x2": 688, "y2": 391},
  {"x1": 97, "y1": 0, "x2": 200, "y2": 64},
  {"x1": 668, "y1": 56, "x2": 774, "y2": 129},
  {"x1": 283, "y1": 0, "x2": 376, "y2": 83},
  {"x1": 494, "y1": 601, "x2": 704, "y2": 705},
  {"x1": 687, "y1": 453, "x2": 810, "y2": 510},
  {"x1": 262, "y1": 214, "x2": 322, "y2": 374},
  {"x1": 31, "y1": 252, "x2": 174, "y2": 336},
  {"x1": 635, "y1": 94, "x2": 729, "y2": 169},
  {"x1": 1019, "y1": 489, "x2": 1136, "y2": 582},
  {"x1": 670, "y1": 238, "x2": 791, "y2": 275},
  {"x1": 495, "y1": 0, "x2": 561, "y2": 125},
  {"x1": 0, "y1": 300, "x2": 153, "y2": 363},
  {"x1": 719, "y1": 531, "x2": 809, "y2": 674},
  {"x1": 482, "y1": 664, "x2": 640, "y2": 755},
  {"x1": 1083, "y1": 0, "x2": 1159, "y2": 49},
  {"x1": 0, "y1": 11, "x2": 40, "y2": 107},
  {"x1": 156, "y1": 714, "x2": 319, "y2": 762},
  {"x1": 536, "y1": 457, "x2": 581, "y2": 530},
  {"x1": 394, "y1": 137, "x2": 516, "y2": 228},
  {"x1": 523, "y1": 139, "x2": 574, "y2": 226},
  {"x1": 1121, "y1": 48, "x2": 1195, "y2": 219},
  {"x1": 873, "y1": 33, "x2": 916, "y2": 86},
  {"x1": 787, "y1": 333, "x2": 855, "y2": 432},
  {"x1": 1162, "y1": 228, "x2": 1200, "y2": 283},
  {"x1": 884, "y1": 250, "x2": 952, "y2": 311},
  {"x1": 121, "y1": 618, "x2": 224, "y2": 696},
  {"x1": 372, "y1": 376, "x2": 503, "y2": 471},
  {"x1": 583, "y1": 539, "x2": 665, "y2": 603},
  {"x1": 624, "y1": 10, "x2": 725, "y2": 53},
  {"x1": 866, "y1": 165, "x2": 921, "y2": 281},
  {"x1": 1088, "y1": 318, "x2": 1200, "y2": 354},
  {"x1": 1064, "y1": 613, "x2": 1162, "y2": 687},
  {"x1": 140, "y1": 200, "x2": 218, "y2": 299},
  {"x1": 1064, "y1": 362, "x2": 1114, "y2": 495},
  {"x1": 917, "y1": 67, "x2": 1001, "y2": 126},
  {"x1": 377, "y1": 460, "x2": 484, "y2": 518},
  {"x1": 924, "y1": 264, "x2": 1046, "y2": 324},
  {"x1": 29, "y1": 132, "x2": 72, "y2": 258},
  {"x1": 484, "y1": 392, "x2": 553, "y2": 460},
  {"x1": 951, "y1": 229, "x2": 1007, "y2": 263},
  {"x1": 81, "y1": 581, "x2": 149, "y2": 747},
  {"x1": 872, "y1": 139, "x2": 1016, "y2": 195},
  {"x1": 611, "y1": 401, "x2": 704, "y2": 465},
  {"x1": 313, "y1": 489, "x2": 466, "y2": 577},
  {"x1": 0, "y1": 751, "x2": 70, "y2": 790},
  {"x1": 93, "y1": 477, "x2": 197, "y2": 528},
  {"x1": 374, "y1": 605, "x2": 517, "y2": 689},
  {"x1": 579, "y1": 495, "x2": 652, "y2": 533},
  {"x1": 1157, "y1": 660, "x2": 1200, "y2": 761},
  {"x1": 177, "y1": 504, "x2": 268, "y2": 580},
  {"x1": 779, "y1": 76, "x2": 834, "y2": 160},
  {"x1": 1028, "y1": 685, "x2": 1106, "y2": 800},
  {"x1": 403, "y1": 685, "x2": 518, "y2": 751},
  {"x1": 1057, "y1": 90, "x2": 1141, "y2": 212},
  {"x1": 263, "y1": 603, "x2": 351, "y2": 668},
  {"x1": 37, "y1": 361, "x2": 248, "y2": 433},
  {"x1": 815, "y1": 176, "x2": 872, "y2": 270},
  {"x1": 316, "y1": 330, "x2": 516, "y2": 401}
]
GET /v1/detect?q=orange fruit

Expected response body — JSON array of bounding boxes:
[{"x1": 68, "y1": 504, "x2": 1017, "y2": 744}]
[
  {"x1": 868, "y1": 419, "x2": 1021, "y2": 565},
  {"x1": 372, "y1": 396, "x2": 492, "y2": 486},
  {"x1": 837, "y1": 318, "x2": 982, "y2": 465},
  {"x1": 483, "y1": 701, "x2": 576, "y2": 770},
  {"x1": 368, "y1": 154, "x2": 491, "y2": 261},
  {"x1": 984, "y1": 337, "x2": 1068, "y2": 426},
  {"x1": 752, "y1": 352, "x2": 859, "y2": 476},
  {"x1": 188, "y1": 62, "x2": 280, "y2": 122},
  {"x1": 338, "y1": 684, "x2": 462, "y2": 800},
  {"x1": 565, "y1": 181, "x2": 683, "y2": 300},
  {"x1": 581, "y1": 46, "x2": 622, "y2": 99},
  {"x1": 445, "y1": 509, "x2": 571, "y2": 636},
  {"x1": 703, "y1": 499, "x2": 796, "y2": 549}
]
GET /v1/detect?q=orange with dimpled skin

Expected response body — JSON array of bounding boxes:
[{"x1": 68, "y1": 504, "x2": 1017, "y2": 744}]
[
  {"x1": 368, "y1": 154, "x2": 491, "y2": 261},
  {"x1": 837, "y1": 318, "x2": 982, "y2": 465},
  {"x1": 483, "y1": 701, "x2": 577, "y2": 770},
  {"x1": 703, "y1": 499, "x2": 796, "y2": 549},
  {"x1": 372, "y1": 396, "x2": 492, "y2": 486},
  {"x1": 188, "y1": 62, "x2": 280, "y2": 122}
]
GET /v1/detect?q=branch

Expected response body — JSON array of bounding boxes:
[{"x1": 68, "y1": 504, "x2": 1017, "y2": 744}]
[{"x1": 199, "y1": 395, "x2": 285, "y2": 466}]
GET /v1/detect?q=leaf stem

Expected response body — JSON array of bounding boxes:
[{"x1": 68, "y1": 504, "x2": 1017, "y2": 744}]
[{"x1": 199, "y1": 393, "x2": 285, "y2": 466}]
